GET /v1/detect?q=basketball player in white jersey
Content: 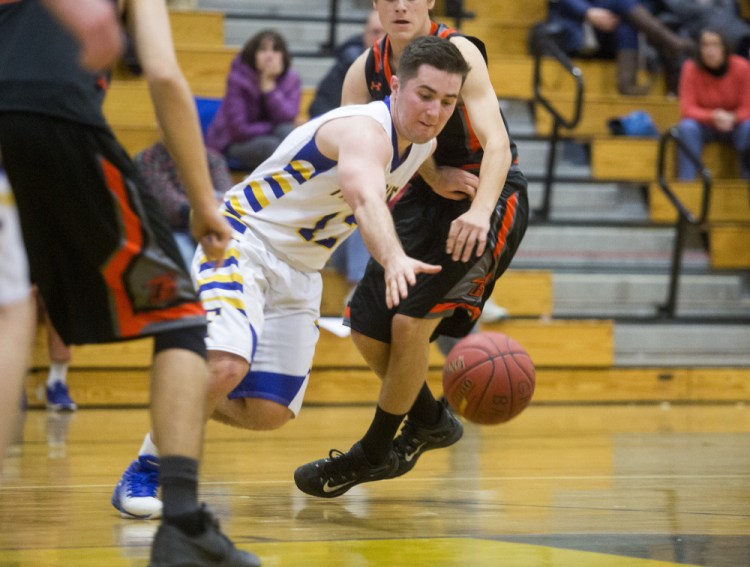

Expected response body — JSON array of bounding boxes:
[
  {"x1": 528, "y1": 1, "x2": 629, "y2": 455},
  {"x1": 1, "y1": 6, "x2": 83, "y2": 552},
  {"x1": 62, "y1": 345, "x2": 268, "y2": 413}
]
[
  {"x1": 0, "y1": 167, "x2": 34, "y2": 463},
  {"x1": 112, "y1": 35, "x2": 471, "y2": 517}
]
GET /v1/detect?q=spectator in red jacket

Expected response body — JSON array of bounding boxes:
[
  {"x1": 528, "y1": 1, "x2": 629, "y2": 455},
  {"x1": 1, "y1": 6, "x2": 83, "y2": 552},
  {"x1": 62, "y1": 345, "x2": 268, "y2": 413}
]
[
  {"x1": 676, "y1": 28, "x2": 750, "y2": 179},
  {"x1": 206, "y1": 29, "x2": 301, "y2": 171}
]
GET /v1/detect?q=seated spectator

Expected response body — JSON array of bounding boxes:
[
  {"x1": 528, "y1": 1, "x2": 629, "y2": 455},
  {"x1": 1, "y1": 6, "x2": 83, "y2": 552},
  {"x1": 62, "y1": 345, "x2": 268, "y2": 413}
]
[
  {"x1": 676, "y1": 28, "x2": 750, "y2": 179},
  {"x1": 656, "y1": 0, "x2": 750, "y2": 93},
  {"x1": 206, "y1": 30, "x2": 301, "y2": 171},
  {"x1": 660, "y1": 0, "x2": 750, "y2": 57},
  {"x1": 546, "y1": 0, "x2": 694, "y2": 95},
  {"x1": 134, "y1": 138, "x2": 234, "y2": 267},
  {"x1": 308, "y1": 10, "x2": 384, "y2": 118}
]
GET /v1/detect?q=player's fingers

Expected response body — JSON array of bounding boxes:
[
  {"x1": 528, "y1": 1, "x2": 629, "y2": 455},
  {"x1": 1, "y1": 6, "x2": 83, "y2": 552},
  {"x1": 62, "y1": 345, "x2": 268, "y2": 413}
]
[
  {"x1": 474, "y1": 234, "x2": 487, "y2": 258},
  {"x1": 416, "y1": 262, "x2": 442, "y2": 274},
  {"x1": 452, "y1": 234, "x2": 468, "y2": 262},
  {"x1": 398, "y1": 274, "x2": 410, "y2": 300},
  {"x1": 200, "y1": 235, "x2": 225, "y2": 268}
]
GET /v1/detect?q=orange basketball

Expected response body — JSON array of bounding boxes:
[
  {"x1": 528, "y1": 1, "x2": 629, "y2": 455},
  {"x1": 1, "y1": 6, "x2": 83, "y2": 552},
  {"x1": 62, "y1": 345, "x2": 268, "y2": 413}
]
[{"x1": 442, "y1": 331, "x2": 536, "y2": 425}]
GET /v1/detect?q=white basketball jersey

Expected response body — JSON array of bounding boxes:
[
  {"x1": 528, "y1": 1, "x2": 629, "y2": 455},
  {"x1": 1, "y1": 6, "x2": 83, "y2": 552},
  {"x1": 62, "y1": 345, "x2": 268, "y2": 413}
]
[{"x1": 220, "y1": 99, "x2": 434, "y2": 271}]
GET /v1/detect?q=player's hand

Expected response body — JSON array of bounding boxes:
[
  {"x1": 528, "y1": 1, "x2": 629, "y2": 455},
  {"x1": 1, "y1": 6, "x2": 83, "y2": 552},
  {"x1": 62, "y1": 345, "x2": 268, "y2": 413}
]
[
  {"x1": 446, "y1": 208, "x2": 490, "y2": 263},
  {"x1": 189, "y1": 204, "x2": 232, "y2": 267},
  {"x1": 383, "y1": 256, "x2": 441, "y2": 310},
  {"x1": 428, "y1": 166, "x2": 478, "y2": 201}
]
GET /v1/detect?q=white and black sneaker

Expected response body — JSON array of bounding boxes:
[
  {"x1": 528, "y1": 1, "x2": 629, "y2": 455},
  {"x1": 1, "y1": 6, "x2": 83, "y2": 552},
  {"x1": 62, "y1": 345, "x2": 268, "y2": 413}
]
[
  {"x1": 392, "y1": 398, "x2": 463, "y2": 478},
  {"x1": 294, "y1": 442, "x2": 398, "y2": 498}
]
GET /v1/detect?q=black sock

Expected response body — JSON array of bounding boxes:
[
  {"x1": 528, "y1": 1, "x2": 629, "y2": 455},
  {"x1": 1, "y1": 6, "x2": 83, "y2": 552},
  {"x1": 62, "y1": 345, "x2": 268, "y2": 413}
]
[
  {"x1": 407, "y1": 383, "x2": 441, "y2": 425},
  {"x1": 359, "y1": 405, "x2": 406, "y2": 465},
  {"x1": 161, "y1": 456, "x2": 203, "y2": 536}
]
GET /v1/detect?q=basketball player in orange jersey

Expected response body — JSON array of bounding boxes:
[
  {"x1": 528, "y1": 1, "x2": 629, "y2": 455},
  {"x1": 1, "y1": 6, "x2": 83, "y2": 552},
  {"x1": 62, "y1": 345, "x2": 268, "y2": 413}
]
[
  {"x1": 0, "y1": 0, "x2": 258, "y2": 564},
  {"x1": 294, "y1": 0, "x2": 529, "y2": 498}
]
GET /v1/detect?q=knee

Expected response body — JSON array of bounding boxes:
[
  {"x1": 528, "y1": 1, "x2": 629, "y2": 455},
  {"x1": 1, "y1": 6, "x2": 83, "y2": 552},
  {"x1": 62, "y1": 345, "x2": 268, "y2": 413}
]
[
  {"x1": 391, "y1": 313, "x2": 434, "y2": 343},
  {"x1": 677, "y1": 119, "x2": 701, "y2": 138},
  {"x1": 235, "y1": 398, "x2": 294, "y2": 430},
  {"x1": 208, "y1": 354, "x2": 249, "y2": 399}
]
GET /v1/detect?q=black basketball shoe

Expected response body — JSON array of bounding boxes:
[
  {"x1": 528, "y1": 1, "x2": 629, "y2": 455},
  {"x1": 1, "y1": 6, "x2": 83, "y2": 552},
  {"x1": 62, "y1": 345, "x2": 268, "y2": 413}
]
[
  {"x1": 392, "y1": 398, "x2": 464, "y2": 478},
  {"x1": 294, "y1": 442, "x2": 399, "y2": 498},
  {"x1": 148, "y1": 505, "x2": 260, "y2": 567}
]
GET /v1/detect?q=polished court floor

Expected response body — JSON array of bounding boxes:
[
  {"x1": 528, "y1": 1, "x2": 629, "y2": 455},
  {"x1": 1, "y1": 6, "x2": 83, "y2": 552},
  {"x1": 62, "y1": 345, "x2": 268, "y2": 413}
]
[{"x1": 1, "y1": 402, "x2": 749, "y2": 566}]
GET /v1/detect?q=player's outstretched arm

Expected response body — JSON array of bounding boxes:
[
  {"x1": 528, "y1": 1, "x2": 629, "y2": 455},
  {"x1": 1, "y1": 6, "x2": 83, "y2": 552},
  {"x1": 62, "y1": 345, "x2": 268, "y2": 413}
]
[
  {"x1": 124, "y1": 0, "x2": 231, "y2": 263},
  {"x1": 318, "y1": 117, "x2": 441, "y2": 308}
]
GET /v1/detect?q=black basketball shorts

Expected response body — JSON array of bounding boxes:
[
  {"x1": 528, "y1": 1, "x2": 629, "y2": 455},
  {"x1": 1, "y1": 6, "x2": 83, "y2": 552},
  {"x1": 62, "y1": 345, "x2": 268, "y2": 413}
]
[
  {"x1": 347, "y1": 168, "x2": 529, "y2": 343},
  {"x1": 0, "y1": 113, "x2": 205, "y2": 345}
]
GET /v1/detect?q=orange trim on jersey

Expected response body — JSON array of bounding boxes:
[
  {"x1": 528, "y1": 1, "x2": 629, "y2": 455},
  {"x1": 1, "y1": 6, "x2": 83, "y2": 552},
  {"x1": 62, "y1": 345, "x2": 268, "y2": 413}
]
[
  {"x1": 99, "y1": 157, "x2": 204, "y2": 337},
  {"x1": 383, "y1": 37, "x2": 393, "y2": 86},
  {"x1": 492, "y1": 191, "x2": 519, "y2": 260},
  {"x1": 373, "y1": 38, "x2": 383, "y2": 74},
  {"x1": 429, "y1": 301, "x2": 481, "y2": 320},
  {"x1": 461, "y1": 106, "x2": 482, "y2": 154},
  {"x1": 431, "y1": 21, "x2": 457, "y2": 39}
]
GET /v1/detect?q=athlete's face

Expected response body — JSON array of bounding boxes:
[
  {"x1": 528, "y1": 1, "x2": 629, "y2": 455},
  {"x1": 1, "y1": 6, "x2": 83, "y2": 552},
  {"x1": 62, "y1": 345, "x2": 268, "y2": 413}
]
[
  {"x1": 373, "y1": 0, "x2": 435, "y2": 43},
  {"x1": 391, "y1": 64, "x2": 461, "y2": 144}
]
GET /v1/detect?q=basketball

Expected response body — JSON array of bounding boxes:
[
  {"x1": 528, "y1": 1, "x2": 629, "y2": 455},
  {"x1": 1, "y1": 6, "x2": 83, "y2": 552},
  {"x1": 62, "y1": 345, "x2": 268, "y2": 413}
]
[{"x1": 442, "y1": 332, "x2": 536, "y2": 425}]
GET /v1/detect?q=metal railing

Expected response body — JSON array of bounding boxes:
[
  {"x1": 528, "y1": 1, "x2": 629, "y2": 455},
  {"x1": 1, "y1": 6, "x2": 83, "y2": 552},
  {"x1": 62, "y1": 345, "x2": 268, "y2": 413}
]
[
  {"x1": 531, "y1": 32, "x2": 585, "y2": 221},
  {"x1": 655, "y1": 127, "x2": 712, "y2": 318}
]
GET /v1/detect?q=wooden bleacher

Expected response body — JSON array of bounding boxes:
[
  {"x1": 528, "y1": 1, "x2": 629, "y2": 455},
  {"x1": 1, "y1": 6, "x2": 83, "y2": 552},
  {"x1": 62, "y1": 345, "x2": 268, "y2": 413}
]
[
  {"x1": 649, "y1": 180, "x2": 750, "y2": 224},
  {"x1": 709, "y1": 224, "x2": 750, "y2": 269},
  {"x1": 28, "y1": 8, "x2": 750, "y2": 410},
  {"x1": 535, "y1": 93, "x2": 680, "y2": 137},
  {"x1": 463, "y1": 0, "x2": 547, "y2": 24},
  {"x1": 591, "y1": 138, "x2": 741, "y2": 182},
  {"x1": 648, "y1": 180, "x2": 750, "y2": 269}
]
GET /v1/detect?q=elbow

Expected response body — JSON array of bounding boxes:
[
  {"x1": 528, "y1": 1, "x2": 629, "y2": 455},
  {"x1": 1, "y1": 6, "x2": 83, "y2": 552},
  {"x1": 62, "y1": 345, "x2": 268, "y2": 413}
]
[{"x1": 145, "y1": 66, "x2": 187, "y2": 93}]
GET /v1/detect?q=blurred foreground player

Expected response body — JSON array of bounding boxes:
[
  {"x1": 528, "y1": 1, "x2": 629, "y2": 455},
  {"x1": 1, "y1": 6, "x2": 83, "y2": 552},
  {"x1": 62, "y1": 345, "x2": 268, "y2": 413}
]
[{"x1": 0, "y1": 0, "x2": 258, "y2": 565}]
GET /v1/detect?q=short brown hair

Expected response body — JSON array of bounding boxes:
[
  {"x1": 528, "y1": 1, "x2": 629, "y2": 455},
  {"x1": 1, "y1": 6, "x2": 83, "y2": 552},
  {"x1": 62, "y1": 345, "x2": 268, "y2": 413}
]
[{"x1": 397, "y1": 35, "x2": 471, "y2": 86}]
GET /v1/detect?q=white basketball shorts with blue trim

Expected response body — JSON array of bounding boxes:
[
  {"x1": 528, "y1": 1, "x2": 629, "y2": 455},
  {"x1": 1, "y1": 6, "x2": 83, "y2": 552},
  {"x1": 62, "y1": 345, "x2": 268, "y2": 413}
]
[
  {"x1": 0, "y1": 170, "x2": 31, "y2": 307},
  {"x1": 193, "y1": 227, "x2": 322, "y2": 416}
]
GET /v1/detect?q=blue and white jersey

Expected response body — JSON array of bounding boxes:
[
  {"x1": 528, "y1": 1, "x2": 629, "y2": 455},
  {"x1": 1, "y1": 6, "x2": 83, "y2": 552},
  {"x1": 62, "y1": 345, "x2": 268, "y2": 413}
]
[{"x1": 220, "y1": 99, "x2": 434, "y2": 271}]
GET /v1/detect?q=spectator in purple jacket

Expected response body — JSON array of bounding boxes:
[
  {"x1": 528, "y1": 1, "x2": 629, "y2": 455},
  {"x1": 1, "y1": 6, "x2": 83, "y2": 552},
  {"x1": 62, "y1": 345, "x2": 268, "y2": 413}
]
[{"x1": 206, "y1": 29, "x2": 301, "y2": 170}]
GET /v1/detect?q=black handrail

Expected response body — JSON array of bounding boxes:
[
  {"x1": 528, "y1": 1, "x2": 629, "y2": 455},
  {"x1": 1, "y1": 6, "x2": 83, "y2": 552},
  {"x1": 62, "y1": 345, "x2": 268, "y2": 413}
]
[
  {"x1": 531, "y1": 32, "x2": 585, "y2": 221},
  {"x1": 656, "y1": 127, "x2": 712, "y2": 318}
]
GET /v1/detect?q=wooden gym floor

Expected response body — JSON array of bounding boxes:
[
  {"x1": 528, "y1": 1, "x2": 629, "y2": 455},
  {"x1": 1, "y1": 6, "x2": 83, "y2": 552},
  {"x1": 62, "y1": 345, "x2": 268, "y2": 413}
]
[{"x1": 1, "y1": 402, "x2": 749, "y2": 566}]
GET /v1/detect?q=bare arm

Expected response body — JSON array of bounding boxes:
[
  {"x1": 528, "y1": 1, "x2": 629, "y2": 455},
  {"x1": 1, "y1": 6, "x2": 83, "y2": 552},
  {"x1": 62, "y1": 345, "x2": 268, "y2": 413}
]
[
  {"x1": 316, "y1": 117, "x2": 440, "y2": 308},
  {"x1": 341, "y1": 51, "x2": 373, "y2": 105},
  {"x1": 43, "y1": 0, "x2": 122, "y2": 71},
  {"x1": 124, "y1": 0, "x2": 231, "y2": 263},
  {"x1": 445, "y1": 36, "x2": 512, "y2": 262}
]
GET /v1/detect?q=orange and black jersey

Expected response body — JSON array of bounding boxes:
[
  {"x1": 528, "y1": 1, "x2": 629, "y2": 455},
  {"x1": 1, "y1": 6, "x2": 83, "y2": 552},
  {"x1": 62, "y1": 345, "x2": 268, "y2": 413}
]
[{"x1": 364, "y1": 21, "x2": 520, "y2": 172}]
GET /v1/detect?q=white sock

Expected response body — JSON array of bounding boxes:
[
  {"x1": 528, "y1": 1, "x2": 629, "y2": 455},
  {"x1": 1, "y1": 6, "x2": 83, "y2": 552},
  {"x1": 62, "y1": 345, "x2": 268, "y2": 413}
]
[
  {"x1": 47, "y1": 361, "x2": 68, "y2": 387},
  {"x1": 138, "y1": 432, "x2": 160, "y2": 458}
]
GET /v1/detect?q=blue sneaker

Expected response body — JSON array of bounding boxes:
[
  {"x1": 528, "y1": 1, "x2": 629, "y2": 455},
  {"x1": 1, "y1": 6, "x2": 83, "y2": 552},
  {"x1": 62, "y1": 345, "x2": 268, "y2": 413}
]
[
  {"x1": 46, "y1": 382, "x2": 77, "y2": 412},
  {"x1": 112, "y1": 455, "x2": 162, "y2": 519}
]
